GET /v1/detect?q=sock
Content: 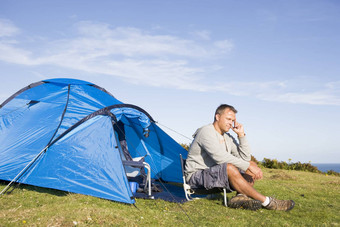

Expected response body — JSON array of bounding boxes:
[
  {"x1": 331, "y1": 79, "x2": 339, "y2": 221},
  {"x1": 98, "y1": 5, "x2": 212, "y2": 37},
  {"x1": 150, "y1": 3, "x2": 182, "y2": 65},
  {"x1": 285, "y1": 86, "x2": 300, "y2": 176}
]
[{"x1": 262, "y1": 197, "x2": 270, "y2": 206}]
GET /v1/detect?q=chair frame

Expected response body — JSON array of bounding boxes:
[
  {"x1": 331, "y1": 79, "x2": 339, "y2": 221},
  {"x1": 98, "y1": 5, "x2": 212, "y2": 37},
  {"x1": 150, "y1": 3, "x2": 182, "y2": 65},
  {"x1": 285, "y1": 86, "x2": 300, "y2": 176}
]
[
  {"x1": 122, "y1": 160, "x2": 153, "y2": 198},
  {"x1": 180, "y1": 154, "x2": 228, "y2": 207}
]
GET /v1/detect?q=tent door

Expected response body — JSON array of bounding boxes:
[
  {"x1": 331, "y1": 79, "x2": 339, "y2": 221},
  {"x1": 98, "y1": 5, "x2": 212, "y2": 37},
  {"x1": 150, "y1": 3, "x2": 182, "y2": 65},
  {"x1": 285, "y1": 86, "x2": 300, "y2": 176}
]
[{"x1": 113, "y1": 121, "x2": 152, "y2": 197}]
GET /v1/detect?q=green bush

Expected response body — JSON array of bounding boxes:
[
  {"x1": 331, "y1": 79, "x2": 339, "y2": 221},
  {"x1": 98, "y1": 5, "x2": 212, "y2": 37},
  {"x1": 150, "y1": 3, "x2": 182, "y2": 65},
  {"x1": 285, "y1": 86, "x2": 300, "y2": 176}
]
[
  {"x1": 262, "y1": 158, "x2": 340, "y2": 176},
  {"x1": 326, "y1": 170, "x2": 340, "y2": 177},
  {"x1": 180, "y1": 143, "x2": 190, "y2": 151}
]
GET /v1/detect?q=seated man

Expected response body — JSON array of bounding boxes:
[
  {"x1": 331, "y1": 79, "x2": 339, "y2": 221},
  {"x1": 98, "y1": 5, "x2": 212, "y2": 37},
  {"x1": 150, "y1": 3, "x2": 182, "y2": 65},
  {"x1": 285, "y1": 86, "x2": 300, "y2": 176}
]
[{"x1": 185, "y1": 104, "x2": 295, "y2": 211}]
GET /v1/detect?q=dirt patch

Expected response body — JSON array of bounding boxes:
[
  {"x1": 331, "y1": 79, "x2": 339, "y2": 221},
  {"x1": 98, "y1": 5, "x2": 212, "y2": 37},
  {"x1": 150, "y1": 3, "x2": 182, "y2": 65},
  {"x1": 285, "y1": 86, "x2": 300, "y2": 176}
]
[
  {"x1": 269, "y1": 172, "x2": 296, "y2": 180},
  {"x1": 321, "y1": 180, "x2": 340, "y2": 186}
]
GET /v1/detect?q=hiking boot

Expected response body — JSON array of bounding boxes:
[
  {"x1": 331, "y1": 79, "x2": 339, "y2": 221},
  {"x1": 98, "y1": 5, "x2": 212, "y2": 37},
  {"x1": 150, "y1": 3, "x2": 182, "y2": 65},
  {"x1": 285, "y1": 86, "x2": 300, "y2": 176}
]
[
  {"x1": 228, "y1": 194, "x2": 262, "y2": 211},
  {"x1": 264, "y1": 197, "x2": 295, "y2": 211}
]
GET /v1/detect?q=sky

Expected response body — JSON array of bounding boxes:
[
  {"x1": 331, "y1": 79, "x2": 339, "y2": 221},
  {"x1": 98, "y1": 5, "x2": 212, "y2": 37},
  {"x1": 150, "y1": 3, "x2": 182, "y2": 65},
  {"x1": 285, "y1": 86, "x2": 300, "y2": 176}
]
[{"x1": 0, "y1": 0, "x2": 339, "y2": 163}]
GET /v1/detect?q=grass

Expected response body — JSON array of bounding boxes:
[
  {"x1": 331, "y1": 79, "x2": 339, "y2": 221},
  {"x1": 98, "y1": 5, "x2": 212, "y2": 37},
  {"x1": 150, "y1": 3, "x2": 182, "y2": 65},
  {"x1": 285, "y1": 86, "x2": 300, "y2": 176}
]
[{"x1": 0, "y1": 168, "x2": 339, "y2": 226}]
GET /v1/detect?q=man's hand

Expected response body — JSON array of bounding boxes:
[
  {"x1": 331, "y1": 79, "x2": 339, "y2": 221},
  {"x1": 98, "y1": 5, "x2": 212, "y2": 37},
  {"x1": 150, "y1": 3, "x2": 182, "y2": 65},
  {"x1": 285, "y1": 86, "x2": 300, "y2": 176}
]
[
  {"x1": 232, "y1": 120, "x2": 245, "y2": 137},
  {"x1": 246, "y1": 161, "x2": 263, "y2": 180}
]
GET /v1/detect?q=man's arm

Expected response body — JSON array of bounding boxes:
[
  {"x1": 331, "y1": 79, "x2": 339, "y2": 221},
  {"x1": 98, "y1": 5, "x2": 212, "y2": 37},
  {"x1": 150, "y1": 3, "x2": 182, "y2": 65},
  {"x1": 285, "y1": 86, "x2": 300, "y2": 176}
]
[
  {"x1": 229, "y1": 121, "x2": 263, "y2": 179},
  {"x1": 228, "y1": 121, "x2": 251, "y2": 161},
  {"x1": 246, "y1": 161, "x2": 263, "y2": 180}
]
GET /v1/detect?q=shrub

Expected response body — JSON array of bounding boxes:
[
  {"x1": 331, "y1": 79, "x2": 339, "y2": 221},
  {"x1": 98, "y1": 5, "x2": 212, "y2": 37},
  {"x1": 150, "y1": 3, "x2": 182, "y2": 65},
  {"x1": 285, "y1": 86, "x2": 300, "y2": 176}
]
[
  {"x1": 251, "y1": 155, "x2": 260, "y2": 164},
  {"x1": 261, "y1": 158, "x2": 338, "y2": 175},
  {"x1": 326, "y1": 170, "x2": 340, "y2": 177},
  {"x1": 180, "y1": 143, "x2": 190, "y2": 151}
]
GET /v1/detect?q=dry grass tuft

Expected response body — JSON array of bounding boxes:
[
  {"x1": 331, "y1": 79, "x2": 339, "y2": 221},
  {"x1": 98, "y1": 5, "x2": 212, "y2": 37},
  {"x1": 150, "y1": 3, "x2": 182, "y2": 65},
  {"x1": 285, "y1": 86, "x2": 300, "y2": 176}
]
[
  {"x1": 269, "y1": 171, "x2": 297, "y2": 180},
  {"x1": 321, "y1": 180, "x2": 340, "y2": 185}
]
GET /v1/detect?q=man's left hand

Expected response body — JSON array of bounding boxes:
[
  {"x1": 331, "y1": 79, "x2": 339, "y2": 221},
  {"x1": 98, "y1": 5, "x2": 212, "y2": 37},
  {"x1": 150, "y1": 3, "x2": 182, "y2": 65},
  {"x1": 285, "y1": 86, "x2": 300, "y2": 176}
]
[{"x1": 246, "y1": 161, "x2": 263, "y2": 180}]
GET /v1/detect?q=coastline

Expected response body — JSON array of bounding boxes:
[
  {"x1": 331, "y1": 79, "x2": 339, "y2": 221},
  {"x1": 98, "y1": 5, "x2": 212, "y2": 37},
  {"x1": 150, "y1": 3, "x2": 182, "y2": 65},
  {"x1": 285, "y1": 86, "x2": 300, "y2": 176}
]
[{"x1": 312, "y1": 163, "x2": 340, "y2": 173}]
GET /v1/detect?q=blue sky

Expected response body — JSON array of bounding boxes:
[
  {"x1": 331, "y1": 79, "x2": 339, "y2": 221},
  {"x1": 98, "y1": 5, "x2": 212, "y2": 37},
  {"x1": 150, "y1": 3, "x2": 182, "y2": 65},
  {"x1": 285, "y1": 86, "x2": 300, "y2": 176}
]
[{"x1": 1, "y1": 0, "x2": 339, "y2": 163}]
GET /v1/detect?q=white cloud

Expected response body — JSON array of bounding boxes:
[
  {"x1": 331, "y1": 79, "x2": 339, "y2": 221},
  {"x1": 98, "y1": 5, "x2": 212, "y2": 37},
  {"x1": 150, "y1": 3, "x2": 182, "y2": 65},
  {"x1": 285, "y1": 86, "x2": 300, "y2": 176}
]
[
  {"x1": 249, "y1": 79, "x2": 340, "y2": 106},
  {"x1": 0, "y1": 21, "x2": 230, "y2": 89},
  {"x1": 66, "y1": 22, "x2": 220, "y2": 58},
  {"x1": 0, "y1": 19, "x2": 339, "y2": 106},
  {"x1": 207, "y1": 79, "x2": 340, "y2": 106},
  {"x1": 266, "y1": 92, "x2": 340, "y2": 105},
  {"x1": 0, "y1": 43, "x2": 34, "y2": 65},
  {"x1": 192, "y1": 30, "x2": 211, "y2": 40},
  {"x1": 258, "y1": 84, "x2": 340, "y2": 106},
  {"x1": 214, "y1": 40, "x2": 234, "y2": 52},
  {"x1": 325, "y1": 81, "x2": 340, "y2": 90},
  {"x1": 0, "y1": 19, "x2": 20, "y2": 37}
]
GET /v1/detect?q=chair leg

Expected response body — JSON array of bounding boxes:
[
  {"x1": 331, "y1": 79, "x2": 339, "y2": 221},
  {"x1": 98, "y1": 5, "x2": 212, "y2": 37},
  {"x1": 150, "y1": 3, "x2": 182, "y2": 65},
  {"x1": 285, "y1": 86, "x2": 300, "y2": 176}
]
[
  {"x1": 143, "y1": 162, "x2": 154, "y2": 199},
  {"x1": 182, "y1": 178, "x2": 194, "y2": 201},
  {"x1": 223, "y1": 188, "x2": 228, "y2": 207}
]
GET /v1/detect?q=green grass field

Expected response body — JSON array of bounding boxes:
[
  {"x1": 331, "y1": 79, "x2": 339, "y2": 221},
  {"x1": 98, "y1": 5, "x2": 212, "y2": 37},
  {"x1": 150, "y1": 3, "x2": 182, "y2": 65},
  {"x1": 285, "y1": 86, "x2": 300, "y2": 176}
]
[{"x1": 0, "y1": 168, "x2": 339, "y2": 226}]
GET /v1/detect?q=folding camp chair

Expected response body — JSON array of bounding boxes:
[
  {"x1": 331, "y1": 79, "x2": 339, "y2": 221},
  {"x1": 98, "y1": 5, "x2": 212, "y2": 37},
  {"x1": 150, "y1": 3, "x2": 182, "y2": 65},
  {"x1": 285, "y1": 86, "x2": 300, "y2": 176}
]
[
  {"x1": 114, "y1": 121, "x2": 153, "y2": 198},
  {"x1": 180, "y1": 154, "x2": 229, "y2": 207},
  {"x1": 122, "y1": 158, "x2": 152, "y2": 198}
]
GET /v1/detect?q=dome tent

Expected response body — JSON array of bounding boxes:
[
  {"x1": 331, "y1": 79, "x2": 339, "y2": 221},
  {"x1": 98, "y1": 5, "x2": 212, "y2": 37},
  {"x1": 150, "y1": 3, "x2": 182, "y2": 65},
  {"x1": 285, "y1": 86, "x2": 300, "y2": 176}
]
[{"x1": 0, "y1": 78, "x2": 187, "y2": 204}]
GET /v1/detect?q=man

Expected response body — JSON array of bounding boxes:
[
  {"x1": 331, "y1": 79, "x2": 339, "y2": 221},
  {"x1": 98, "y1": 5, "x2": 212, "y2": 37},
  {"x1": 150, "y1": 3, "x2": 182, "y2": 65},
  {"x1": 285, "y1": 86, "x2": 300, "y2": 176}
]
[{"x1": 185, "y1": 104, "x2": 295, "y2": 211}]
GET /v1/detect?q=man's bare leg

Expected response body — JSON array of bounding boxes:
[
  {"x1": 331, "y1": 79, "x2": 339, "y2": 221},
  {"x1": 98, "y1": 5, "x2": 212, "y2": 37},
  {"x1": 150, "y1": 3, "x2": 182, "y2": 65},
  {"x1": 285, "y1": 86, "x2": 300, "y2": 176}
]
[
  {"x1": 227, "y1": 163, "x2": 266, "y2": 203},
  {"x1": 227, "y1": 163, "x2": 295, "y2": 211}
]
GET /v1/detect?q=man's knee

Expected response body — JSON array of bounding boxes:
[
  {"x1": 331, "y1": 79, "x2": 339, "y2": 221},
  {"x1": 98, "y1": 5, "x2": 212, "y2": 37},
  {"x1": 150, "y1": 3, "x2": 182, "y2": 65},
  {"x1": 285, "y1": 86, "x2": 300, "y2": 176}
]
[{"x1": 226, "y1": 163, "x2": 240, "y2": 177}]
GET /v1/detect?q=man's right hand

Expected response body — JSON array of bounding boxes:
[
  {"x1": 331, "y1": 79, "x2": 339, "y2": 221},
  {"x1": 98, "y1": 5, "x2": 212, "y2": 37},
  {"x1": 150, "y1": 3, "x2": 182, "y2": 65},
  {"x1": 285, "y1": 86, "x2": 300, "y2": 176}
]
[{"x1": 246, "y1": 161, "x2": 263, "y2": 180}]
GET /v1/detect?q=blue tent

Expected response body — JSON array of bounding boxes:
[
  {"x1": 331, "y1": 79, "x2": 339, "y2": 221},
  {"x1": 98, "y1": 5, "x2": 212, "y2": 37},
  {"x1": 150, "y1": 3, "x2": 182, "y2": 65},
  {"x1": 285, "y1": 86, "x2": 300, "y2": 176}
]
[{"x1": 0, "y1": 78, "x2": 187, "y2": 204}]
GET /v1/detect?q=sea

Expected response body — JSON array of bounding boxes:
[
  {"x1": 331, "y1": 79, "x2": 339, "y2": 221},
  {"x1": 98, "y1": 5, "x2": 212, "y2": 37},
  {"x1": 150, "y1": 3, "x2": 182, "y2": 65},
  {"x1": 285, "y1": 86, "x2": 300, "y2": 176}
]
[{"x1": 312, "y1": 163, "x2": 340, "y2": 173}]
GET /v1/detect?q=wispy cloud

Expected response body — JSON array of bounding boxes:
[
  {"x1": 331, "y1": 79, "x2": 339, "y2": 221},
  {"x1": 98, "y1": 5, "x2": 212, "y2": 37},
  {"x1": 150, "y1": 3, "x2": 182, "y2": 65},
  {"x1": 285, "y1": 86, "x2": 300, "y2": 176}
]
[
  {"x1": 191, "y1": 30, "x2": 211, "y2": 40},
  {"x1": 0, "y1": 19, "x2": 339, "y2": 106},
  {"x1": 0, "y1": 20, "x2": 230, "y2": 89},
  {"x1": 262, "y1": 91, "x2": 340, "y2": 105},
  {"x1": 0, "y1": 19, "x2": 20, "y2": 37}
]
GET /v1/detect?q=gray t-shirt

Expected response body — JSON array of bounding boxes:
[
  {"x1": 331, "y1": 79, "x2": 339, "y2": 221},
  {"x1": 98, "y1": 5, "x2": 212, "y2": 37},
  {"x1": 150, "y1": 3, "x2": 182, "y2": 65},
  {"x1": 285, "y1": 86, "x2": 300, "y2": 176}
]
[{"x1": 185, "y1": 124, "x2": 251, "y2": 181}]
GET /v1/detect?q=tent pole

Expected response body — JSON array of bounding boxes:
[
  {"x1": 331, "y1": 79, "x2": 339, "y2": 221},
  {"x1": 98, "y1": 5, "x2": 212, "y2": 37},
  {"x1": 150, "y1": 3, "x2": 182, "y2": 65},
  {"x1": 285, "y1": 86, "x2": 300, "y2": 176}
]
[{"x1": 0, "y1": 146, "x2": 48, "y2": 196}]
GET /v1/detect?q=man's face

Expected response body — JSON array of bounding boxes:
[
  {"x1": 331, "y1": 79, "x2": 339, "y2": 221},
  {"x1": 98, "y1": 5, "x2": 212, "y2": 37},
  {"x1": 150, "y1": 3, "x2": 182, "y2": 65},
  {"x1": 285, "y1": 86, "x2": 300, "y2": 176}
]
[{"x1": 215, "y1": 109, "x2": 236, "y2": 134}]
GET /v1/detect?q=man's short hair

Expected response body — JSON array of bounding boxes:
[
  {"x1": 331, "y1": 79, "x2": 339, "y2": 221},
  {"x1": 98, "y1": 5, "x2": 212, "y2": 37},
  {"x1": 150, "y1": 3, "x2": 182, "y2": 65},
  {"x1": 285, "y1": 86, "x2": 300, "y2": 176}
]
[{"x1": 214, "y1": 104, "x2": 238, "y2": 122}]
